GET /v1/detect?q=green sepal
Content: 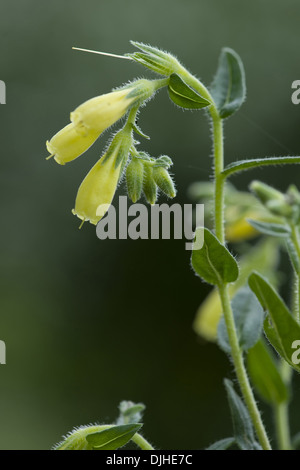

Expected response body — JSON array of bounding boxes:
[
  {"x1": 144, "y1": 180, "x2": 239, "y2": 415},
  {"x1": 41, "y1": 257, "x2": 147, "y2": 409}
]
[
  {"x1": 210, "y1": 47, "x2": 246, "y2": 119},
  {"x1": 153, "y1": 155, "x2": 173, "y2": 169},
  {"x1": 152, "y1": 166, "x2": 176, "y2": 198},
  {"x1": 143, "y1": 164, "x2": 157, "y2": 205},
  {"x1": 86, "y1": 423, "x2": 142, "y2": 450},
  {"x1": 191, "y1": 227, "x2": 239, "y2": 285},
  {"x1": 249, "y1": 272, "x2": 300, "y2": 373},
  {"x1": 168, "y1": 73, "x2": 211, "y2": 109},
  {"x1": 132, "y1": 122, "x2": 150, "y2": 140},
  {"x1": 102, "y1": 129, "x2": 132, "y2": 170},
  {"x1": 127, "y1": 41, "x2": 182, "y2": 76}
]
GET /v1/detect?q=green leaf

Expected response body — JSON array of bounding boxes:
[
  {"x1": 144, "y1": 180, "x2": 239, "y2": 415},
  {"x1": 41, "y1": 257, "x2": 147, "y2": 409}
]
[
  {"x1": 248, "y1": 272, "x2": 300, "y2": 373},
  {"x1": 132, "y1": 122, "x2": 150, "y2": 140},
  {"x1": 247, "y1": 219, "x2": 291, "y2": 238},
  {"x1": 168, "y1": 73, "x2": 211, "y2": 109},
  {"x1": 210, "y1": 47, "x2": 246, "y2": 119},
  {"x1": 217, "y1": 286, "x2": 264, "y2": 353},
  {"x1": 247, "y1": 339, "x2": 289, "y2": 405},
  {"x1": 285, "y1": 238, "x2": 300, "y2": 273},
  {"x1": 224, "y1": 379, "x2": 261, "y2": 450},
  {"x1": 263, "y1": 317, "x2": 286, "y2": 359},
  {"x1": 292, "y1": 432, "x2": 300, "y2": 450},
  {"x1": 221, "y1": 156, "x2": 300, "y2": 179},
  {"x1": 86, "y1": 424, "x2": 142, "y2": 450},
  {"x1": 206, "y1": 437, "x2": 235, "y2": 450},
  {"x1": 191, "y1": 228, "x2": 239, "y2": 285}
]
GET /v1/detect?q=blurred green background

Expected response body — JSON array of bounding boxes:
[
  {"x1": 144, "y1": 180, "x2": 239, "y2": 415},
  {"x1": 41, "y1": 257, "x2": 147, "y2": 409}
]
[{"x1": 1, "y1": 0, "x2": 300, "y2": 450}]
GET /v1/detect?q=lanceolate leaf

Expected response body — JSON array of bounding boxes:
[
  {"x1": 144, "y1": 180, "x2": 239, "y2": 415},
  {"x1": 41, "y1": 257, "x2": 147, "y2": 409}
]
[
  {"x1": 285, "y1": 238, "x2": 300, "y2": 273},
  {"x1": 210, "y1": 47, "x2": 246, "y2": 119},
  {"x1": 247, "y1": 339, "x2": 289, "y2": 405},
  {"x1": 247, "y1": 219, "x2": 291, "y2": 238},
  {"x1": 86, "y1": 424, "x2": 142, "y2": 450},
  {"x1": 168, "y1": 73, "x2": 211, "y2": 109},
  {"x1": 206, "y1": 437, "x2": 235, "y2": 450},
  {"x1": 217, "y1": 286, "x2": 264, "y2": 353},
  {"x1": 248, "y1": 272, "x2": 300, "y2": 373},
  {"x1": 224, "y1": 379, "x2": 261, "y2": 450},
  {"x1": 191, "y1": 228, "x2": 239, "y2": 285}
]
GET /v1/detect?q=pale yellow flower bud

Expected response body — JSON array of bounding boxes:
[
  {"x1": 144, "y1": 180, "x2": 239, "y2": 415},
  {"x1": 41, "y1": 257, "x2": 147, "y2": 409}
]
[
  {"x1": 71, "y1": 89, "x2": 135, "y2": 136},
  {"x1": 46, "y1": 123, "x2": 100, "y2": 165},
  {"x1": 72, "y1": 146, "x2": 122, "y2": 225}
]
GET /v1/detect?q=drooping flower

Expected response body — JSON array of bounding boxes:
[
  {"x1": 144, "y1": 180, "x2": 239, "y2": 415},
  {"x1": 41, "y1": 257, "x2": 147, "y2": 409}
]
[
  {"x1": 46, "y1": 80, "x2": 157, "y2": 165},
  {"x1": 46, "y1": 90, "x2": 134, "y2": 165},
  {"x1": 70, "y1": 89, "x2": 136, "y2": 136},
  {"x1": 72, "y1": 142, "x2": 125, "y2": 226},
  {"x1": 46, "y1": 123, "x2": 100, "y2": 165}
]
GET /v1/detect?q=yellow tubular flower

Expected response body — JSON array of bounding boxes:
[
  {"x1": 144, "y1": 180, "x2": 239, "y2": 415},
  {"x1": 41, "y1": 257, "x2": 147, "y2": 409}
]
[
  {"x1": 46, "y1": 123, "x2": 100, "y2": 165},
  {"x1": 71, "y1": 89, "x2": 136, "y2": 136},
  {"x1": 72, "y1": 146, "x2": 122, "y2": 226}
]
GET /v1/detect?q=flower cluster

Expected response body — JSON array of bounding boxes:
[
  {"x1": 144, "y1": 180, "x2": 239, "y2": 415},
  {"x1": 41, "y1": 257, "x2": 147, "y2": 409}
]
[{"x1": 46, "y1": 78, "x2": 176, "y2": 226}]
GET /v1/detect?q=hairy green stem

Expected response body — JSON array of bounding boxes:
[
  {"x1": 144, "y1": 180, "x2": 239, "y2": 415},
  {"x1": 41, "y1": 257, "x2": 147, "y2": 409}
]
[
  {"x1": 211, "y1": 105, "x2": 271, "y2": 450},
  {"x1": 180, "y1": 68, "x2": 272, "y2": 450},
  {"x1": 131, "y1": 433, "x2": 154, "y2": 450},
  {"x1": 211, "y1": 111, "x2": 225, "y2": 242},
  {"x1": 218, "y1": 284, "x2": 272, "y2": 450},
  {"x1": 221, "y1": 156, "x2": 300, "y2": 179},
  {"x1": 274, "y1": 402, "x2": 292, "y2": 450},
  {"x1": 274, "y1": 360, "x2": 292, "y2": 450}
]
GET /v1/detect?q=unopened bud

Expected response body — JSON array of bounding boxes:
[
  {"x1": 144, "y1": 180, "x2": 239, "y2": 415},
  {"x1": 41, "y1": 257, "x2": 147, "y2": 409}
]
[
  {"x1": 265, "y1": 200, "x2": 293, "y2": 218},
  {"x1": 126, "y1": 158, "x2": 144, "y2": 203},
  {"x1": 250, "y1": 181, "x2": 285, "y2": 205},
  {"x1": 287, "y1": 185, "x2": 300, "y2": 204},
  {"x1": 127, "y1": 41, "x2": 183, "y2": 77},
  {"x1": 153, "y1": 166, "x2": 176, "y2": 198}
]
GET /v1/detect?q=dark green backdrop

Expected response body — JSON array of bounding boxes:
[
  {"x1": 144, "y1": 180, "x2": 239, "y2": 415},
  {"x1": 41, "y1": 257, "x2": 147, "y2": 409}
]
[{"x1": 1, "y1": 0, "x2": 300, "y2": 449}]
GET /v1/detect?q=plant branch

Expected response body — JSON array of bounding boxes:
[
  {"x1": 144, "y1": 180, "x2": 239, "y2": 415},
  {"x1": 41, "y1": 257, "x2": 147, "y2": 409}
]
[
  {"x1": 222, "y1": 156, "x2": 300, "y2": 179},
  {"x1": 131, "y1": 433, "x2": 154, "y2": 450}
]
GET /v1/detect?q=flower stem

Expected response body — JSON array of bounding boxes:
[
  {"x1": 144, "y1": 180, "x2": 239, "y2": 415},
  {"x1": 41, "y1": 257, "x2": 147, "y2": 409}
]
[
  {"x1": 274, "y1": 401, "x2": 292, "y2": 450},
  {"x1": 218, "y1": 284, "x2": 272, "y2": 450},
  {"x1": 212, "y1": 109, "x2": 271, "y2": 450},
  {"x1": 180, "y1": 69, "x2": 272, "y2": 450},
  {"x1": 211, "y1": 110, "x2": 225, "y2": 242},
  {"x1": 274, "y1": 358, "x2": 292, "y2": 450},
  {"x1": 131, "y1": 433, "x2": 154, "y2": 450}
]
